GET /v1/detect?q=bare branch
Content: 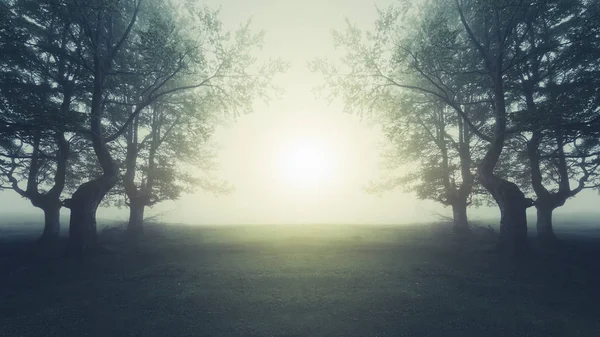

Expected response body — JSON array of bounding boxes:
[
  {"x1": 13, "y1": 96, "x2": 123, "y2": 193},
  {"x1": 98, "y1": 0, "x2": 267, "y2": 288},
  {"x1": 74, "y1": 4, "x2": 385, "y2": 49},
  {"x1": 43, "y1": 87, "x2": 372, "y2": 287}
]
[
  {"x1": 456, "y1": 0, "x2": 489, "y2": 62},
  {"x1": 104, "y1": 70, "x2": 221, "y2": 143},
  {"x1": 110, "y1": 0, "x2": 142, "y2": 61}
]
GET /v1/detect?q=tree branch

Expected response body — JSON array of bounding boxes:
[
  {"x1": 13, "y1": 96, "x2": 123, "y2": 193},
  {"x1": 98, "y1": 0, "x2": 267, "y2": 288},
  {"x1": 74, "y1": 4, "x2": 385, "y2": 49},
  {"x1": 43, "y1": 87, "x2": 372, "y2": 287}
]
[
  {"x1": 104, "y1": 71, "x2": 221, "y2": 143},
  {"x1": 456, "y1": 0, "x2": 489, "y2": 62},
  {"x1": 109, "y1": 0, "x2": 142, "y2": 61},
  {"x1": 0, "y1": 159, "x2": 28, "y2": 198},
  {"x1": 374, "y1": 72, "x2": 492, "y2": 142}
]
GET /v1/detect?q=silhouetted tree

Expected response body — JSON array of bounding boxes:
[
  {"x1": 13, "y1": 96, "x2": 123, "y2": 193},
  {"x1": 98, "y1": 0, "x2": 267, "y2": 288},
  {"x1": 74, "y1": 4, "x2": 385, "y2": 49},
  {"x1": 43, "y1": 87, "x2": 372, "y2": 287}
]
[
  {"x1": 366, "y1": 97, "x2": 490, "y2": 233},
  {"x1": 0, "y1": 0, "x2": 86, "y2": 242},
  {"x1": 111, "y1": 94, "x2": 232, "y2": 237},
  {"x1": 101, "y1": 6, "x2": 284, "y2": 237},
  {"x1": 508, "y1": 0, "x2": 600, "y2": 244},
  {"x1": 443, "y1": 0, "x2": 542, "y2": 255},
  {"x1": 58, "y1": 0, "x2": 284, "y2": 253},
  {"x1": 117, "y1": 96, "x2": 231, "y2": 237},
  {"x1": 310, "y1": 5, "x2": 491, "y2": 234}
]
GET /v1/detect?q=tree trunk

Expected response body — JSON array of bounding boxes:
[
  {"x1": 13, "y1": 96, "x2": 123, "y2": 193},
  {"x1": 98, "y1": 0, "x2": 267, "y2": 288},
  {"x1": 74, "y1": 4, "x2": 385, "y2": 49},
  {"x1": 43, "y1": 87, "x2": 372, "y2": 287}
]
[
  {"x1": 35, "y1": 132, "x2": 69, "y2": 243},
  {"x1": 127, "y1": 198, "x2": 145, "y2": 238},
  {"x1": 39, "y1": 204, "x2": 61, "y2": 242},
  {"x1": 451, "y1": 201, "x2": 470, "y2": 234},
  {"x1": 480, "y1": 175, "x2": 529, "y2": 255},
  {"x1": 474, "y1": 66, "x2": 529, "y2": 255},
  {"x1": 535, "y1": 204, "x2": 557, "y2": 243},
  {"x1": 64, "y1": 60, "x2": 118, "y2": 256},
  {"x1": 65, "y1": 176, "x2": 115, "y2": 256},
  {"x1": 498, "y1": 192, "x2": 529, "y2": 255}
]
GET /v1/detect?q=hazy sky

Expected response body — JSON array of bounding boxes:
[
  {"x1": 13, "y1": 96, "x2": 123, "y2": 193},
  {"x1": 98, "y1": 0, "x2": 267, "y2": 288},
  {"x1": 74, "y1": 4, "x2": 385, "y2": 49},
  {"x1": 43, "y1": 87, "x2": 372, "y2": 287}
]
[{"x1": 1, "y1": 0, "x2": 599, "y2": 225}]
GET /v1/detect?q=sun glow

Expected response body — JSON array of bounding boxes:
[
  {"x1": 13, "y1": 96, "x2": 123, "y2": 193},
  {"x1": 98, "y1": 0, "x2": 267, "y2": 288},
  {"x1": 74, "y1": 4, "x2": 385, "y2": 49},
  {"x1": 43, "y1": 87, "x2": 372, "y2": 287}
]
[{"x1": 276, "y1": 136, "x2": 336, "y2": 187}]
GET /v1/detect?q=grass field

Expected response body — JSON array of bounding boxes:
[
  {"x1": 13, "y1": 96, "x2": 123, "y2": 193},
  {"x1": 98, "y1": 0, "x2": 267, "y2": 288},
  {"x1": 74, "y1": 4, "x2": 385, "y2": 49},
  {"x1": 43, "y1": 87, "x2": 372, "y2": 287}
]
[{"x1": 1, "y1": 222, "x2": 600, "y2": 337}]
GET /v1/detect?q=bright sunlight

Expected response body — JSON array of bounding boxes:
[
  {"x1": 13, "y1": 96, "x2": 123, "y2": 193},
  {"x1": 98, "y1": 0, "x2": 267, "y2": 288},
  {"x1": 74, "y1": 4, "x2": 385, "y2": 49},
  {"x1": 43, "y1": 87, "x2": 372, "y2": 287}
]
[{"x1": 276, "y1": 136, "x2": 336, "y2": 187}]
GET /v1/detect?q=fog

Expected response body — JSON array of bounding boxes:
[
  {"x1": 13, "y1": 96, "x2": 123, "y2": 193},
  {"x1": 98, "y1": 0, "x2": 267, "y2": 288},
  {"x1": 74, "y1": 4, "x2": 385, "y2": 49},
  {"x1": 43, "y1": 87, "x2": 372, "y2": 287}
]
[{"x1": 1, "y1": 0, "x2": 599, "y2": 225}]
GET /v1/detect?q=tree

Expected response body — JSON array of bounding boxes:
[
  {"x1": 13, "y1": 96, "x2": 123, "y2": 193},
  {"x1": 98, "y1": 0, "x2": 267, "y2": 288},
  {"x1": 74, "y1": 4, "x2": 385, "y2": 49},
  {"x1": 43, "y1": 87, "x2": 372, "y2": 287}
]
[
  {"x1": 99, "y1": 4, "x2": 284, "y2": 237},
  {"x1": 310, "y1": 5, "x2": 492, "y2": 235},
  {"x1": 366, "y1": 94, "x2": 490, "y2": 233},
  {"x1": 115, "y1": 94, "x2": 231, "y2": 237},
  {"x1": 508, "y1": 0, "x2": 600, "y2": 244},
  {"x1": 0, "y1": 0, "x2": 85, "y2": 242},
  {"x1": 57, "y1": 0, "x2": 284, "y2": 253},
  {"x1": 447, "y1": 0, "x2": 548, "y2": 255}
]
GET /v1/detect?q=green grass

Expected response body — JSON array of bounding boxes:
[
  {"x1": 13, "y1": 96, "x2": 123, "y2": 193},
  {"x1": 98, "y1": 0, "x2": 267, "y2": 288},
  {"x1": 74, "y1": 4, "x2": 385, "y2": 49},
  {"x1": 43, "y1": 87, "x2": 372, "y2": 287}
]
[{"x1": 1, "y1": 223, "x2": 599, "y2": 337}]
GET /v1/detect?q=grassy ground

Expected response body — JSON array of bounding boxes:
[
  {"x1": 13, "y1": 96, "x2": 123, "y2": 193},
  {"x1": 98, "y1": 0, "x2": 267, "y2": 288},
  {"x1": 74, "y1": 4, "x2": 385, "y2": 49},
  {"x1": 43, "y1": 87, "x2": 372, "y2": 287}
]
[{"x1": 1, "y1": 223, "x2": 600, "y2": 337}]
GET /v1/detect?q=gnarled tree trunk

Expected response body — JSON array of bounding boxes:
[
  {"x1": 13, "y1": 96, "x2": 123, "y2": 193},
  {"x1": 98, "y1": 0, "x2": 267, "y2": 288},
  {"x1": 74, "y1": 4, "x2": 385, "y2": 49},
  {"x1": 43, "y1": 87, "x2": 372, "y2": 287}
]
[
  {"x1": 62, "y1": 0, "x2": 142, "y2": 256},
  {"x1": 65, "y1": 67, "x2": 118, "y2": 255},
  {"x1": 65, "y1": 175, "x2": 116, "y2": 254},
  {"x1": 477, "y1": 66, "x2": 530, "y2": 255},
  {"x1": 527, "y1": 129, "x2": 575, "y2": 246},
  {"x1": 479, "y1": 173, "x2": 530, "y2": 255},
  {"x1": 7, "y1": 131, "x2": 71, "y2": 244}
]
